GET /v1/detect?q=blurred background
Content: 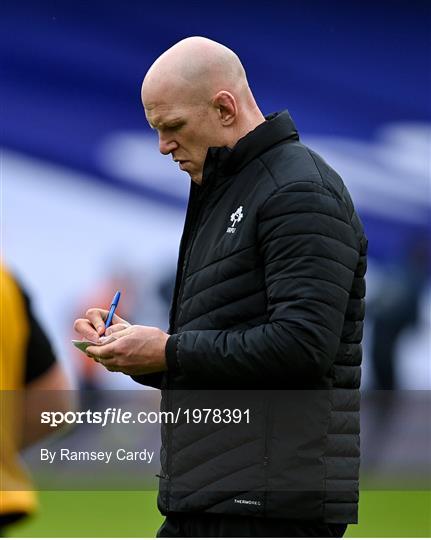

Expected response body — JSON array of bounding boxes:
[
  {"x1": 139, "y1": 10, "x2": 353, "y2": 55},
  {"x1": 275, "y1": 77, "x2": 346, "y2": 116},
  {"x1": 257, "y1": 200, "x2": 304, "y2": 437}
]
[{"x1": 1, "y1": 0, "x2": 430, "y2": 536}]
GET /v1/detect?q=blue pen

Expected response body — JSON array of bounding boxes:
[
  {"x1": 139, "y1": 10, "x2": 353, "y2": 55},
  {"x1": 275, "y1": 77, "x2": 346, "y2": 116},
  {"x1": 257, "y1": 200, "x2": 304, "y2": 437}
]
[{"x1": 104, "y1": 290, "x2": 121, "y2": 332}]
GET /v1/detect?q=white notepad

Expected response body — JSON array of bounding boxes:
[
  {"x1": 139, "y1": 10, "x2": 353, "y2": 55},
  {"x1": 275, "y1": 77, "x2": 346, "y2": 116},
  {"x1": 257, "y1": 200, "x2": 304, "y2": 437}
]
[{"x1": 71, "y1": 334, "x2": 116, "y2": 353}]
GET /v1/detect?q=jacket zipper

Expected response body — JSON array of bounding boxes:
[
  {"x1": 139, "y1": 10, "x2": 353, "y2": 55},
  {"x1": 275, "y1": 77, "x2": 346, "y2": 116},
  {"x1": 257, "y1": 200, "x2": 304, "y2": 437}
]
[
  {"x1": 164, "y1": 182, "x2": 212, "y2": 512},
  {"x1": 172, "y1": 188, "x2": 208, "y2": 331}
]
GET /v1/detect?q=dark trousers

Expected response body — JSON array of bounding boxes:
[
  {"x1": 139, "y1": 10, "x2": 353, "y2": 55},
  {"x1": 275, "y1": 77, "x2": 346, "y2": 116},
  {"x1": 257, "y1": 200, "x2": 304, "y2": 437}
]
[{"x1": 157, "y1": 512, "x2": 348, "y2": 538}]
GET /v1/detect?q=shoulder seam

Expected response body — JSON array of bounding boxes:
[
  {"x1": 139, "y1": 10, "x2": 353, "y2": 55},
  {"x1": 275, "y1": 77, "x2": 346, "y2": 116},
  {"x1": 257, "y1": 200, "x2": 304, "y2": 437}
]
[{"x1": 257, "y1": 156, "x2": 280, "y2": 190}]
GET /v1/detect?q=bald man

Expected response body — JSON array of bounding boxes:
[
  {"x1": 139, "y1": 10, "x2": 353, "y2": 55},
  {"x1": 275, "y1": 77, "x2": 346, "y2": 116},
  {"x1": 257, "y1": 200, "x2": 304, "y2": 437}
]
[{"x1": 75, "y1": 37, "x2": 367, "y2": 537}]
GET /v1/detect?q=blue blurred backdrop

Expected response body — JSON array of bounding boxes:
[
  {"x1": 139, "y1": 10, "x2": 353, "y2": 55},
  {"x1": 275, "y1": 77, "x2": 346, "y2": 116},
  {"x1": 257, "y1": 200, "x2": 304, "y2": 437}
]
[
  {"x1": 2, "y1": 0, "x2": 430, "y2": 381},
  {"x1": 1, "y1": 1, "x2": 430, "y2": 536}
]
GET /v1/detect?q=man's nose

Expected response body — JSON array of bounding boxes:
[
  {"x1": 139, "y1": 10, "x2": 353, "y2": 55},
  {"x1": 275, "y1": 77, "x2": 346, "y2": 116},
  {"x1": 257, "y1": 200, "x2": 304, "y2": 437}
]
[{"x1": 158, "y1": 134, "x2": 178, "y2": 155}]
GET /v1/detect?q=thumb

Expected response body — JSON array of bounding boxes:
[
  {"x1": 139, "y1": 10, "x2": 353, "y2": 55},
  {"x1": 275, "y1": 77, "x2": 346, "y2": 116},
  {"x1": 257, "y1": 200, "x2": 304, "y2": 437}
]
[
  {"x1": 102, "y1": 326, "x2": 133, "y2": 341},
  {"x1": 105, "y1": 323, "x2": 131, "y2": 337}
]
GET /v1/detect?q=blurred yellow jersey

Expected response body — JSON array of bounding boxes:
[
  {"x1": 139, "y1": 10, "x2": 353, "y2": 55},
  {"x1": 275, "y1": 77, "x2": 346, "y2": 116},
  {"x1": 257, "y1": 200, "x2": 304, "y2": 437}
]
[{"x1": 0, "y1": 264, "x2": 37, "y2": 517}]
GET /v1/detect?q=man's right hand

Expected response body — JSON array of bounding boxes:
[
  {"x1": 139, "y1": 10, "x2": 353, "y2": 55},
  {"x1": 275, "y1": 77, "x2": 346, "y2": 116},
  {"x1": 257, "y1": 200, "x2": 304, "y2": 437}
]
[{"x1": 73, "y1": 308, "x2": 131, "y2": 343}]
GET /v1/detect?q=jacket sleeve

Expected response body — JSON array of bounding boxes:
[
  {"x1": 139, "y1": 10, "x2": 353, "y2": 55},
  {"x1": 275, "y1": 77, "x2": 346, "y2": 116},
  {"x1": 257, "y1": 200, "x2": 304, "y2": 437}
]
[{"x1": 165, "y1": 181, "x2": 360, "y2": 384}]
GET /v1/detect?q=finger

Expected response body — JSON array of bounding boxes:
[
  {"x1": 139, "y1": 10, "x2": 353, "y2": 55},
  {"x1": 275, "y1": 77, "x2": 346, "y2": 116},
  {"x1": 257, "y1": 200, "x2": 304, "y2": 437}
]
[
  {"x1": 73, "y1": 318, "x2": 101, "y2": 343},
  {"x1": 88, "y1": 355, "x2": 119, "y2": 372},
  {"x1": 104, "y1": 364, "x2": 122, "y2": 372},
  {"x1": 104, "y1": 326, "x2": 134, "y2": 341},
  {"x1": 86, "y1": 309, "x2": 131, "y2": 336},
  {"x1": 86, "y1": 308, "x2": 110, "y2": 336},
  {"x1": 110, "y1": 313, "x2": 130, "y2": 326},
  {"x1": 105, "y1": 323, "x2": 130, "y2": 337},
  {"x1": 87, "y1": 348, "x2": 124, "y2": 373},
  {"x1": 86, "y1": 343, "x2": 115, "y2": 360}
]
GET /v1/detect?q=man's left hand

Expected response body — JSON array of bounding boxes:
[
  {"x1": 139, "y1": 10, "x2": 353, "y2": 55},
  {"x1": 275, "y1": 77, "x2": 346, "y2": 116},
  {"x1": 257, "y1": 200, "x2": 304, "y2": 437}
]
[{"x1": 86, "y1": 325, "x2": 169, "y2": 375}]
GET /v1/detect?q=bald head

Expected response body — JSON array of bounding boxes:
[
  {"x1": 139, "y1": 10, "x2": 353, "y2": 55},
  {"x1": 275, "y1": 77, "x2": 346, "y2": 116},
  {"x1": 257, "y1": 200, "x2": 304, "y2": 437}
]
[
  {"x1": 142, "y1": 37, "x2": 250, "y2": 106},
  {"x1": 141, "y1": 37, "x2": 265, "y2": 184}
]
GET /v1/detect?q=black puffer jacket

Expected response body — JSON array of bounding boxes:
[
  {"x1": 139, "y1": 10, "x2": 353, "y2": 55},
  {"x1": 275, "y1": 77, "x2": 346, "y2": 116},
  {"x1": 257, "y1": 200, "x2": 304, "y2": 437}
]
[{"x1": 135, "y1": 111, "x2": 367, "y2": 524}]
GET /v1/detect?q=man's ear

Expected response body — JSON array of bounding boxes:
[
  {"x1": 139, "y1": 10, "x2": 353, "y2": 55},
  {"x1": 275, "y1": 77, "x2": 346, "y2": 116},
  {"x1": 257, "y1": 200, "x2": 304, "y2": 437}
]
[{"x1": 213, "y1": 91, "x2": 237, "y2": 126}]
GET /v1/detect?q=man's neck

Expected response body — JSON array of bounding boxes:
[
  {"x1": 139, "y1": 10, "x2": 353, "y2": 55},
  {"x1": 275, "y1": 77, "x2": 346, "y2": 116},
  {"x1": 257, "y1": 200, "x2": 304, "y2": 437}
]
[{"x1": 228, "y1": 111, "x2": 266, "y2": 148}]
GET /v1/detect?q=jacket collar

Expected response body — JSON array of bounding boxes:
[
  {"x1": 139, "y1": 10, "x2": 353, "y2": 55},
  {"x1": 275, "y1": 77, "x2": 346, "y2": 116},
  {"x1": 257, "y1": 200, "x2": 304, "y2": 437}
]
[{"x1": 201, "y1": 110, "x2": 299, "y2": 186}]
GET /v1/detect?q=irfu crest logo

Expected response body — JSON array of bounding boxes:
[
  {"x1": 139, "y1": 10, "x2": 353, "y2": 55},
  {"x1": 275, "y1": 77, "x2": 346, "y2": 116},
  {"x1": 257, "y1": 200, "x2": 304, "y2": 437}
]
[{"x1": 226, "y1": 206, "x2": 244, "y2": 234}]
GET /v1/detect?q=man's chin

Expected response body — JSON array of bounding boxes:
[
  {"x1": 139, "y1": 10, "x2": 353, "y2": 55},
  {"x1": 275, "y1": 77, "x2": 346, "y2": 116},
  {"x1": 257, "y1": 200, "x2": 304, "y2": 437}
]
[{"x1": 189, "y1": 172, "x2": 203, "y2": 185}]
